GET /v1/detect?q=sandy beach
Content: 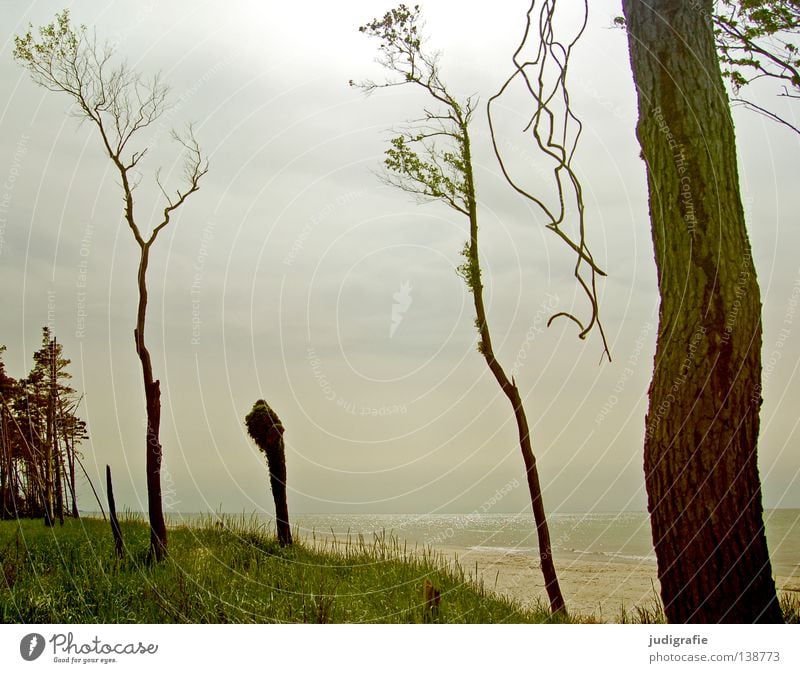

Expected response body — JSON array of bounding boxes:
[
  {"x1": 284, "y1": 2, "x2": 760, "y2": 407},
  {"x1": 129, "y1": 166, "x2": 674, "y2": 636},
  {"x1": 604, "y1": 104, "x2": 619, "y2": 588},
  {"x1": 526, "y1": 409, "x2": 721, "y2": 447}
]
[
  {"x1": 445, "y1": 546, "x2": 661, "y2": 619},
  {"x1": 281, "y1": 510, "x2": 800, "y2": 621},
  {"x1": 446, "y1": 545, "x2": 800, "y2": 621}
]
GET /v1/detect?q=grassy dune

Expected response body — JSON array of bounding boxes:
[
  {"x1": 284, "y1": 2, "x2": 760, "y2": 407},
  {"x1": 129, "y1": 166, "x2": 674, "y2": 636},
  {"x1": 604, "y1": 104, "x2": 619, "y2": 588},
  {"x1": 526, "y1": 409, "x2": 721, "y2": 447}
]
[{"x1": 0, "y1": 516, "x2": 564, "y2": 624}]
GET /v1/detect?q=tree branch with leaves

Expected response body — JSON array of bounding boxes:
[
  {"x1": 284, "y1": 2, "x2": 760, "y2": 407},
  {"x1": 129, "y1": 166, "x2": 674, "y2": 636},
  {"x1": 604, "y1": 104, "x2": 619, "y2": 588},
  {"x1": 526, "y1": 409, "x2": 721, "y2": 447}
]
[
  {"x1": 716, "y1": 0, "x2": 800, "y2": 134},
  {"x1": 353, "y1": 3, "x2": 567, "y2": 615},
  {"x1": 616, "y1": 1, "x2": 800, "y2": 135}
]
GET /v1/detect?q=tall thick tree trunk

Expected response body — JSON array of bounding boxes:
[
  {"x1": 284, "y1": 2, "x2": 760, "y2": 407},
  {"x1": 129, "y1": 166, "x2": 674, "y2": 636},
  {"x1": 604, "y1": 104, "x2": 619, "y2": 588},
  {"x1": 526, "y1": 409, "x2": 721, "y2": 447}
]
[
  {"x1": 622, "y1": 0, "x2": 782, "y2": 623},
  {"x1": 135, "y1": 245, "x2": 167, "y2": 562}
]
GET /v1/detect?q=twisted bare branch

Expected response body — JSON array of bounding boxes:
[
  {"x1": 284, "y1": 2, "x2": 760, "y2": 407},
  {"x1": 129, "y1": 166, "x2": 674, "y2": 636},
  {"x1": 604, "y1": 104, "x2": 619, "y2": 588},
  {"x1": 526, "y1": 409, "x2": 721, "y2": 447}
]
[{"x1": 488, "y1": 0, "x2": 610, "y2": 363}]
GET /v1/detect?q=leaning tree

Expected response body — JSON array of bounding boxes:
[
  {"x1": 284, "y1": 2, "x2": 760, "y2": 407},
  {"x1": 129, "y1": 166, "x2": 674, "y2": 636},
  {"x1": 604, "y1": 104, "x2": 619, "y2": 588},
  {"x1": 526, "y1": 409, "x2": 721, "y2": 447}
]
[
  {"x1": 14, "y1": 11, "x2": 208, "y2": 560},
  {"x1": 622, "y1": 0, "x2": 782, "y2": 622},
  {"x1": 353, "y1": 4, "x2": 584, "y2": 614},
  {"x1": 245, "y1": 400, "x2": 292, "y2": 546}
]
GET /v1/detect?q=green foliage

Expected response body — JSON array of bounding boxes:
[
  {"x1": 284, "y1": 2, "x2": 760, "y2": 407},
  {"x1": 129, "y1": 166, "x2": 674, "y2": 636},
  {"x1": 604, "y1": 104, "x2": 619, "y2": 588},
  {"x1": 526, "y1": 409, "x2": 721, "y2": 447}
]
[
  {"x1": 780, "y1": 591, "x2": 800, "y2": 623},
  {"x1": 244, "y1": 399, "x2": 284, "y2": 453},
  {"x1": 358, "y1": 4, "x2": 422, "y2": 55},
  {"x1": 355, "y1": 3, "x2": 478, "y2": 301},
  {"x1": 384, "y1": 134, "x2": 469, "y2": 210},
  {"x1": 13, "y1": 9, "x2": 172, "y2": 161},
  {"x1": 455, "y1": 240, "x2": 480, "y2": 294},
  {"x1": 0, "y1": 330, "x2": 87, "y2": 518},
  {"x1": 615, "y1": 2, "x2": 799, "y2": 94},
  {"x1": 0, "y1": 517, "x2": 563, "y2": 623},
  {"x1": 716, "y1": 0, "x2": 800, "y2": 92},
  {"x1": 13, "y1": 10, "x2": 80, "y2": 67},
  {"x1": 616, "y1": 1, "x2": 799, "y2": 124}
]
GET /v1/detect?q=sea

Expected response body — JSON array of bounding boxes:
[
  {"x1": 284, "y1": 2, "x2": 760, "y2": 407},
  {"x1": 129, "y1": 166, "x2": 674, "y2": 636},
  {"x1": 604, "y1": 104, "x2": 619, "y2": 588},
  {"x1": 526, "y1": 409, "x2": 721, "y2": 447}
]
[{"x1": 281, "y1": 509, "x2": 800, "y2": 577}]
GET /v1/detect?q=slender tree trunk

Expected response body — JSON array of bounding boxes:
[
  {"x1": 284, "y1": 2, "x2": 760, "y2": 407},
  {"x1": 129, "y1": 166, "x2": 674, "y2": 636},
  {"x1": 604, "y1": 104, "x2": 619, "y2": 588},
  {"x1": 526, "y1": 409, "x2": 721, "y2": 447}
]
[
  {"x1": 267, "y1": 440, "x2": 292, "y2": 546},
  {"x1": 23, "y1": 459, "x2": 32, "y2": 515},
  {"x1": 462, "y1": 127, "x2": 566, "y2": 615},
  {"x1": 622, "y1": 0, "x2": 781, "y2": 623},
  {"x1": 65, "y1": 432, "x2": 79, "y2": 518},
  {"x1": 61, "y1": 423, "x2": 79, "y2": 518},
  {"x1": 51, "y1": 340, "x2": 64, "y2": 526},
  {"x1": 9, "y1": 457, "x2": 19, "y2": 518},
  {"x1": 0, "y1": 407, "x2": 7, "y2": 520},
  {"x1": 135, "y1": 243, "x2": 168, "y2": 561},
  {"x1": 54, "y1": 438, "x2": 64, "y2": 525},
  {"x1": 106, "y1": 465, "x2": 124, "y2": 558},
  {"x1": 42, "y1": 354, "x2": 56, "y2": 528}
]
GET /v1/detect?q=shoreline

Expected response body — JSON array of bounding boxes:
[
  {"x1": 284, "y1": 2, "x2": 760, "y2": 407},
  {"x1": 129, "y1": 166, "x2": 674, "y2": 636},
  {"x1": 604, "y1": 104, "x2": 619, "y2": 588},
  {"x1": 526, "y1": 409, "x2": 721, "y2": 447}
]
[
  {"x1": 441, "y1": 545, "x2": 800, "y2": 620},
  {"x1": 10, "y1": 513, "x2": 798, "y2": 622}
]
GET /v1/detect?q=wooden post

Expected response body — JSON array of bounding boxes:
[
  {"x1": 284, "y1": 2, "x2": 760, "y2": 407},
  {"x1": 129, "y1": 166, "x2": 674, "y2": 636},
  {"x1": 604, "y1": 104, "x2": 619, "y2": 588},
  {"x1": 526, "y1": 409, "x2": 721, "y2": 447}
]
[{"x1": 106, "y1": 465, "x2": 124, "y2": 558}]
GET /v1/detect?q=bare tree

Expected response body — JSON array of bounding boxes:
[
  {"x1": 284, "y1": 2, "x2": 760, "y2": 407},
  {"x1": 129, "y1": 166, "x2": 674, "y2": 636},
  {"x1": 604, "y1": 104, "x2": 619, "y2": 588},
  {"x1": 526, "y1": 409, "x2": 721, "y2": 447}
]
[
  {"x1": 14, "y1": 11, "x2": 208, "y2": 560},
  {"x1": 353, "y1": 4, "x2": 567, "y2": 614}
]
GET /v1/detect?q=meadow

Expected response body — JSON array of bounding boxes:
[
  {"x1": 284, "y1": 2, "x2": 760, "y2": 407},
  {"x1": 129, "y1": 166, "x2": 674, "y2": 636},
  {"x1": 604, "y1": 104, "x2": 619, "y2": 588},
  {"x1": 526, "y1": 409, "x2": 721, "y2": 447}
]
[{"x1": 0, "y1": 516, "x2": 566, "y2": 624}]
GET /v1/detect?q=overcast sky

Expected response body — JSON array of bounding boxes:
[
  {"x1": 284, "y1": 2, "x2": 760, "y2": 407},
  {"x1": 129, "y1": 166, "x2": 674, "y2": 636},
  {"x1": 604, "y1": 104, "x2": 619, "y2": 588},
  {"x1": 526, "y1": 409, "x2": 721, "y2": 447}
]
[{"x1": 0, "y1": 0, "x2": 798, "y2": 517}]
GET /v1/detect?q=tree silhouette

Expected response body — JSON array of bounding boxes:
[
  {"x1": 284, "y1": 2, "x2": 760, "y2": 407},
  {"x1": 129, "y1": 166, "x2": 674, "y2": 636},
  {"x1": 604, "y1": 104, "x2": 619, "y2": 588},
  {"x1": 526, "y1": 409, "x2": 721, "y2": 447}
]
[
  {"x1": 245, "y1": 400, "x2": 292, "y2": 546},
  {"x1": 0, "y1": 331, "x2": 87, "y2": 521}
]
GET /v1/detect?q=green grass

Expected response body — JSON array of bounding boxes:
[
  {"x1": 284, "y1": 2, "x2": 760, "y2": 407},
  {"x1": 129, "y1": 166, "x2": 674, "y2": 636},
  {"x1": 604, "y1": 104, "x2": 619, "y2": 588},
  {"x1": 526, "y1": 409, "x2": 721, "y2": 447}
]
[
  {"x1": 779, "y1": 592, "x2": 800, "y2": 624},
  {"x1": 5, "y1": 516, "x2": 793, "y2": 624},
  {"x1": 0, "y1": 515, "x2": 564, "y2": 624},
  {"x1": 615, "y1": 581, "x2": 666, "y2": 624}
]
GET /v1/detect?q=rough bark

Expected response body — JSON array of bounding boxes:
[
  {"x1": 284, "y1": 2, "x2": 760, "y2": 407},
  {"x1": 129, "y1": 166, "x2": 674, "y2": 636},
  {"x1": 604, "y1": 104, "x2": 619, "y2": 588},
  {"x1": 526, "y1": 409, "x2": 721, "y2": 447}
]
[{"x1": 622, "y1": 0, "x2": 782, "y2": 623}]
